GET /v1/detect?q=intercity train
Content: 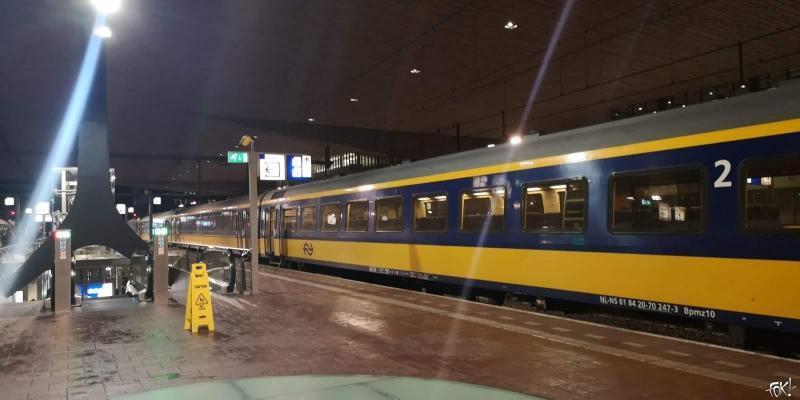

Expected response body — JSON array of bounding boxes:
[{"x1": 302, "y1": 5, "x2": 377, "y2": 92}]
[{"x1": 132, "y1": 80, "x2": 800, "y2": 333}]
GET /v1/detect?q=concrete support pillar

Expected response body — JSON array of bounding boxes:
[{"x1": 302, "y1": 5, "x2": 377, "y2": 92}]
[
  {"x1": 153, "y1": 230, "x2": 169, "y2": 305},
  {"x1": 248, "y1": 151, "x2": 259, "y2": 295},
  {"x1": 54, "y1": 230, "x2": 72, "y2": 312}
]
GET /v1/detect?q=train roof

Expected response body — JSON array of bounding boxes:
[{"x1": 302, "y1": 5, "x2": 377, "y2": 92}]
[
  {"x1": 169, "y1": 79, "x2": 800, "y2": 215},
  {"x1": 264, "y1": 79, "x2": 800, "y2": 201}
]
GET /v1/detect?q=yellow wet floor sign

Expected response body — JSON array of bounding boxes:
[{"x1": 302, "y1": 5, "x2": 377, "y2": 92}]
[{"x1": 184, "y1": 262, "x2": 215, "y2": 333}]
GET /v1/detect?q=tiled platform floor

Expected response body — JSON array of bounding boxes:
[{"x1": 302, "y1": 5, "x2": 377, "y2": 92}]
[{"x1": 0, "y1": 265, "x2": 798, "y2": 399}]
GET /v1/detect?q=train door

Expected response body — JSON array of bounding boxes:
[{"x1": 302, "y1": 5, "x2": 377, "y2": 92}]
[
  {"x1": 270, "y1": 205, "x2": 283, "y2": 257},
  {"x1": 260, "y1": 206, "x2": 272, "y2": 256}
]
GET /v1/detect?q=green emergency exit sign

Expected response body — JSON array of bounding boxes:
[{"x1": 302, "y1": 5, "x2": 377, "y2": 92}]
[{"x1": 227, "y1": 151, "x2": 248, "y2": 164}]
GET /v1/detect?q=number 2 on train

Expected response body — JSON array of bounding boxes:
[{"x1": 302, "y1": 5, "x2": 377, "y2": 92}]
[{"x1": 713, "y1": 159, "x2": 732, "y2": 188}]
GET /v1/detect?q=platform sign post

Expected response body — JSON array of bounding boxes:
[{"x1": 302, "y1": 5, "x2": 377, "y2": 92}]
[
  {"x1": 153, "y1": 227, "x2": 169, "y2": 305},
  {"x1": 248, "y1": 150, "x2": 259, "y2": 295},
  {"x1": 184, "y1": 262, "x2": 215, "y2": 333},
  {"x1": 53, "y1": 230, "x2": 71, "y2": 312}
]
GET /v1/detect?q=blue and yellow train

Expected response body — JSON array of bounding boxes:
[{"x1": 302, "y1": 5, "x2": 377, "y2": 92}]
[{"x1": 134, "y1": 80, "x2": 800, "y2": 333}]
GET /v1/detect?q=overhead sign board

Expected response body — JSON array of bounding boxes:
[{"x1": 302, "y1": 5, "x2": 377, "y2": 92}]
[
  {"x1": 286, "y1": 154, "x2": 312, "y2": 181},
  {"x1": 259, "y1": 153, "x2": 286, "y2": 181},
  {"x1": 227, "y1": 151, "x2": 248, "y2": 164}
]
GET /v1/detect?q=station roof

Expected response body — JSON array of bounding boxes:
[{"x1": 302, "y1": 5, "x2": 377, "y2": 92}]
[{"x1": 1, "y1": 0, "x2": 799, "y2": 195}]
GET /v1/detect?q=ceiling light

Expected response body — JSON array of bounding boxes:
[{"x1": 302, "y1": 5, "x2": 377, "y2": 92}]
[
  {"x1": 190, "y1": 200, "x2": 197, "y2": 205},
  {"x1": 504, "y1": 21, "x2": 518, "y2": 30},
  {"x1": 708, "y1": 91, "x2": 714, "y2": 96},
  {"x1": 509, "y1": 135, "x2": 522, "y2": 145},
  {"x1": 307, "y1": 117, "x2": 315, "y2": 122},
  {"x1": 526, "y1": 187, "x2": 542, "y2": 193},
  {"x1": 410, "y1": 68, "x2": 421, "y2": 74},
  {"x1": 90, "y1": 0, "x2": 121, "y2": 14},
  {"x1": 637, "y1": 106, "x2": 643, "y2": 111},
  {"x1": 349, "y1": 98, "x2": 358, "y2": 102},
  {"x1": 416, "y1": 197, "x2": 431, "y2": 201},
  {"x1": 740, "y1": 83, "x2": 747, "y2": 89},
  {"x1": 24, "y1": 208, "x2": 32, "y2": 215},
  {"x1": 93, "y1": 25, "x2": 112, "y2": 38},
  {"x1": 549, "y1": 184, "x2": 567, "y2": 190},
  {"x1": 651, "y1": 195, "x2": 662, "y2": 201},
  {"x1": 434, "y1": 195, "x2": 447, "y2": 201},
  {"x1": 178, "y1": 203, "x2": 184, "y2": 208},
  {"x1": 681, "y1": 104, "x2": 686, "y2": 108},
  {"x1": 127, "y1": 207, "x2": 134, "y2": 213},
  {"x1": 487, "y1": 144, "x2": 495, "y2": 148}
]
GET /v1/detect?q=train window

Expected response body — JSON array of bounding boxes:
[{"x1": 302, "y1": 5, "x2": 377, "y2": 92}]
[
  {"x1": 460, "y1": 187, "x2": 505, "y2": 232},
  {"x1": 413, "y1": 192, "x2": 447, "y2": 232},
  {"x1": 524, "y1": 178, "x2": 587, "y2": 232},
  {"x1": 346, "y1": 200, "x2": 369, "y2": 232},
  {"x1": 611, "y1": 167, "x2": 703, "y2": 233},
  {"x1": 300, "y1": 206, "x2": 316, "y2": 232},
  {"x1": 283, "y1": 207, "x2": 297, "y2": 233},
  {"x1": 376, "y1": 196, "x2": 403, "y2": 232},
  {"x1": 320, "y1": 203, "x2": 341, "y2": 232},
  {"x1": 742, "y1": 155, "x2": 800, "y2": 232}
]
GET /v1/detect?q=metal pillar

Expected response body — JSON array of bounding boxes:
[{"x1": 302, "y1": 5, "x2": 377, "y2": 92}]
[
  {"x1": 153, "y1": 230, "x2": 169, "y2": 305},
  {"x1": 54, "y1": 230, "x2": 71, "y2": 312},
  {"x1": 248, "y1": 150, "x2": 259, "y2": 295}
]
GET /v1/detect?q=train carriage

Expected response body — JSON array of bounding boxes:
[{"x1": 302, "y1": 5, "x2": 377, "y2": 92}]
[{"x1": 139, "y1": 79, "x2": 800, "y2": 333}]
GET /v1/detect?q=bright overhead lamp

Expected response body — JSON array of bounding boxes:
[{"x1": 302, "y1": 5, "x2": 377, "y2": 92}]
[
  {"x1": 127, "y1": 207, "x2": 134, "y2": 213},
  {"x1": 434, "y1": 195, "x2": 447, "y2": 201},
  {"x1": 349, "y1": 98, "x2": 358, "y2": 102},
  {"x1": 190, "y1": 200, "x2": 197, "y2": 205},
  {"x1": 549, "y1": 184, "x2": 567, "y2": 190},
  {"x1": 486, "y1": 144, "x2": 495, "y2": 148},
  {"x1": 90, "y1": 0, "x2": 121, "y2": 14},
  {"x1": 3, "y1": 196, "x2": 13, "y2": 206},
  {"x1": 153, "y1": 196, "x2": 162, "y2": 205},
  {"x1": 504, "y1": 21, "x2": 518, "y2": 30},
  {"x1": 509, "y1": 135, "x2": 522, "y2": 145},
  {"x1": 526, "y1": 187, "x2": 542, "y2": 193},
  {"x1": 116, "y1": 203, "x2": 126, "y2": 215},
  {"x1": 178, "y1": 203, "x2": 185, "y2": 208},
  {"x1": 93, "y1": 25, "x2": 112, "y2": 38},
  {"x1": 24, "y1": 208, "x2": 32, "y2": 215},
  {"x1": 410, "y1": 68, "x2": 421, "y2": 74},
  {"x1": 307, "y1": 117, "x2": 315, "y2": 122},
  {"x1": 416, "y1": 197, "x2": 431, "y2": 201}
]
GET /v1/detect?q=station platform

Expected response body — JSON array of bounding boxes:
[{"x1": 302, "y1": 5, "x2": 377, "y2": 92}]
[{"x1": 0, "y1": 266, "x2": 798, "y2": 399}]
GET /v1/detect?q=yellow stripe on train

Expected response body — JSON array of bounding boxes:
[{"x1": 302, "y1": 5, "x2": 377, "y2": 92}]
[{"x1": 282, "y1": 238, "x2": 800, "y2": 320}]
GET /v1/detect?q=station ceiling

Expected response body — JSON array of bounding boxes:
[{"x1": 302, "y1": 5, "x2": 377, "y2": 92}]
[{"x1": 1, "y1": 0, "x2": 799, "y2": 195}]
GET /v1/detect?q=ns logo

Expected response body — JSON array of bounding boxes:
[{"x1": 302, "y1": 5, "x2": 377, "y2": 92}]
[{"x1": 302, "y1": 242, "x2": 314, "y2": 256}]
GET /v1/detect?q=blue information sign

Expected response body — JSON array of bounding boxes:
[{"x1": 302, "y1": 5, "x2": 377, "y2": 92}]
[{"x1": 286, "y1": 154, "x2": 312, "y2": 181}]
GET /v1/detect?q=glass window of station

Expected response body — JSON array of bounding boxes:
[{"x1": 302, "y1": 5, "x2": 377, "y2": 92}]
[
  {"x1": 524, "y1": 178, "x2": 586, "y2": 232},
  {"x1": 346, "y1": 200, "x2": 369, "y2": 232},
  {"x1": 742, "y1": 155, "x2": 800, "y2": 232},
  {"x1": 300, "y1": 206, "x2": 316, "y2": 232},
  {"x1": 610, "y1": 167, "x2": 703, "y2": 233},
  {"x1": 321, "y1": 203, "x2": 341, "y2": 232},
  {"x1": 413, "y1": 193, "x2": 447, "y2": 232},
  {"x1": 460, "y1": 187, "x2": 505, "y2": 232},
  {"x1": 376, "y1": 196, "x2": 403, "y2": 232}
]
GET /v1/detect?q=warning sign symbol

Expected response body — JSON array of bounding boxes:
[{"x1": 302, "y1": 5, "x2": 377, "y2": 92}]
[
  {"x1": 184, "y1": 262, "x2": 215, "y2": 333},
  {"x1": 195, "y1": 293, "x2": 208, "y2": 307}
]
